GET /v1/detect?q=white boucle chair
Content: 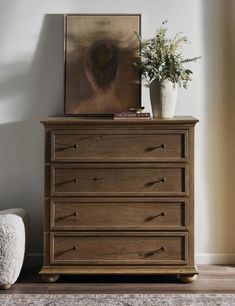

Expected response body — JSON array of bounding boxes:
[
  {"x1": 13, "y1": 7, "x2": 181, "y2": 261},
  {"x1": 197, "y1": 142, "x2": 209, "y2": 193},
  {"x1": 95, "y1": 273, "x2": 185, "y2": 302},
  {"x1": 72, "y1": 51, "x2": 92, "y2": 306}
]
[{"x1": 0, "y1": 209, "x2": 28, "y2": 289}]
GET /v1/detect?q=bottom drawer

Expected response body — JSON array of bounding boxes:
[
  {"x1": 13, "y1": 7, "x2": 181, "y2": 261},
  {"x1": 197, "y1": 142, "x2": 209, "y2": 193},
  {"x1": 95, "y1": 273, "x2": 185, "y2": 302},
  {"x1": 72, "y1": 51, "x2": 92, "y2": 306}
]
[{"x1": 50, "y1": 232, "x2": 188, "y2": 265}]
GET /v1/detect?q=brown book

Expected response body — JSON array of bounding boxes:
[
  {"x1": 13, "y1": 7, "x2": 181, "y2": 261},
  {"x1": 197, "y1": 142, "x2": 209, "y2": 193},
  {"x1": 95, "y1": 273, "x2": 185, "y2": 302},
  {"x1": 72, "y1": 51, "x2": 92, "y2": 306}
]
[{"x1": 114, "y1": 112, "x2": 151, "y2": 119}]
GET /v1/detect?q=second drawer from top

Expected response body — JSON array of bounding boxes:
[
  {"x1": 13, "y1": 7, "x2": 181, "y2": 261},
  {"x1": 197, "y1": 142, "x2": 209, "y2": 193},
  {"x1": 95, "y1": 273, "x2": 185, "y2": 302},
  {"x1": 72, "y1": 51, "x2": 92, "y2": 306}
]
[{"x1": 51, "y1": 163, "x2": 188, "y2": 197}]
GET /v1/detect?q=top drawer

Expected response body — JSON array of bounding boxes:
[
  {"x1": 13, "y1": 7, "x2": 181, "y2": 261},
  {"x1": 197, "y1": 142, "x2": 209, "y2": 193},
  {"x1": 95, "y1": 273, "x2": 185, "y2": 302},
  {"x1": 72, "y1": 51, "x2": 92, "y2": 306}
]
[{"x1": 51, "y1": 129, "x2": 188, "y2": 162}]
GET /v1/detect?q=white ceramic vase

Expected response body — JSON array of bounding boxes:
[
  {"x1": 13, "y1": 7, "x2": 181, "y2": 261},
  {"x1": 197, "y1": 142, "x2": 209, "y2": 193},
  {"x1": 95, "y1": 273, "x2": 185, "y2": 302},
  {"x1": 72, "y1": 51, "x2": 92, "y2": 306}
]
[{"x1": 149, "y1": 78, "x2": 178, "y2": 118}]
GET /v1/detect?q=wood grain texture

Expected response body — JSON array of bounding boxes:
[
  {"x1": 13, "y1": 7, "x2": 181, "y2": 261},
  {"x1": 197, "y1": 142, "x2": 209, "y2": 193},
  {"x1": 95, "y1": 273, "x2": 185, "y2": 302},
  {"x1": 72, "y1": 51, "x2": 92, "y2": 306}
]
[
  {"x1": 50, "y1": 198, "x2": 187, "y2": 231},
  {"x1": 187, "y1": 126, "x2": 195, "y2": 266},
  {"x1": 3, "y1": 265, "x2": 235, "y2": 294},
  {"x1": 40, "y1": 265, "x2": 197, "y2": 275},
  {"x1": 51, "y1": 163, "x2": 188, "y2": 197},
  {"x1": 40, "y1": 117, "x2": 198, "y2": 280},
  {"x1": 51, "y1": 130, "x2": 187, "y2": 162},
  {"x1": 50, "y1": 232, "x2": 188, "y2": 265},
  {"x1": 41, "y1": 116, "x2": 199, "y2": 126}
]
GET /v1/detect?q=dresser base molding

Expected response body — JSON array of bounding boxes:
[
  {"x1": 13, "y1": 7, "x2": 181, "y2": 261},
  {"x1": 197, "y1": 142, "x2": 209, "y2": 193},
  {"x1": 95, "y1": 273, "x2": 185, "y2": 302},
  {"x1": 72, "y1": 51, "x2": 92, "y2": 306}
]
[{"x1": 40, "y1": 265, "x2": 198, "y2": 277}]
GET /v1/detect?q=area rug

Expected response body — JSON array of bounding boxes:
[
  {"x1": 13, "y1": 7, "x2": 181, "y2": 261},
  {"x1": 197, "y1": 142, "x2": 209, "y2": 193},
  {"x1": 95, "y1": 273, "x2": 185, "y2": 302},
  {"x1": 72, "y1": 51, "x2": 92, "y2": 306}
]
[{"x1": 0, "y1": 294, "x2": 235, "y2": 306}]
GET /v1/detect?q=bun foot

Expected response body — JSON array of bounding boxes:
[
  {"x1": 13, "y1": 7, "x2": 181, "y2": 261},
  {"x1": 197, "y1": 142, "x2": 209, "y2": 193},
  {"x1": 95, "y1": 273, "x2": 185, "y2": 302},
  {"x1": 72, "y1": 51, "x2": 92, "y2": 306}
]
[
  {"x1": 41, "y1": 274, "x2": 60, "y2": 283},
  {"x1": 0, "y1": 284, "x2": 11, "y2": 290},
  {"x1": 179, "y1": 274, "x2": 198, "y2": 283}
]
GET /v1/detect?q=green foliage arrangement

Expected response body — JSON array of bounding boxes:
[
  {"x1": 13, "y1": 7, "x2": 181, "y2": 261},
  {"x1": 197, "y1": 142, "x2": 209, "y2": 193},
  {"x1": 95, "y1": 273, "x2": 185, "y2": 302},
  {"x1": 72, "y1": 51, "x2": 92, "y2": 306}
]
[{"x1": 134, "y1": 21, "x2": 201, "y2": 88}]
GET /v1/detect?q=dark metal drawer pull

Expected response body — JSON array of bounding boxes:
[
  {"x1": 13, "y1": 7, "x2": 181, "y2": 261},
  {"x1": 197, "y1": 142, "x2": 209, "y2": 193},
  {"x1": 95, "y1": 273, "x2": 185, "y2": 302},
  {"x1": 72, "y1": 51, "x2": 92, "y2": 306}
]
[
  {"x1": 92, "y1": 177, "x2": 103, "y2": 181},
  {"x1": 55, "y1": 143, "x2": 79, "y2": 150},
  {"x1": 145, "y1": 178, "x2": 166, "y2": 187},
  {"x1": 55, "y1": 212, "x2": 78, "y2": 221},
  {"x1": 65, "y1": 246, "x2": 78, "y2": 252},
  {"x1": 56, "y1": 246, "x2": 78, "y2": 257},
  {"x1": 144, "y1": 246, "x2": 166, "y2": 257},
  {"x1": 145, "y1": 212, "x2": 166, "y2": 222},
  {"x1": 145, "y1": 144, "x2": 167, "y2": 151},
  {"x1": 55, "y1": 177, "x2": 79, "y2": 187}
]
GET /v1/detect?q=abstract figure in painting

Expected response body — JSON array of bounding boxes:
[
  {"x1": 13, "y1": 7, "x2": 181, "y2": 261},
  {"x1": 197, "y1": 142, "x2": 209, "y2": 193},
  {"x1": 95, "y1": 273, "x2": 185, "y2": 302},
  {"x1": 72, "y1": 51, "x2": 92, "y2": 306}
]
[{"x1": 64, "y1": 15, "x2": 141, "y2": 115}]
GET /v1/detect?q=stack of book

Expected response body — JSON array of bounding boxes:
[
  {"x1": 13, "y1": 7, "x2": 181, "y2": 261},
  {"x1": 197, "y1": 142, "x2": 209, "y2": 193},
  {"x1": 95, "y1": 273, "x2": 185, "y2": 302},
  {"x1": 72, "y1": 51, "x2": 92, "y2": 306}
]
[{"x1": 114, "y1": 112, "x2": 151, "y2": 120}]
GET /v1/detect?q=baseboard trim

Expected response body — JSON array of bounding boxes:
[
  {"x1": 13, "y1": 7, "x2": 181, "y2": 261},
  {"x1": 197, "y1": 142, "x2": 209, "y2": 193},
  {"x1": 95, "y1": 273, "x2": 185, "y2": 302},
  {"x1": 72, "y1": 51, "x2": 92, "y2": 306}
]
[
  {"x1": 196, "y1": 253, "x2": 235, "y2": 264},
  {"x1": 24, "y1": 253, "x2": 235, "y2": 268}
]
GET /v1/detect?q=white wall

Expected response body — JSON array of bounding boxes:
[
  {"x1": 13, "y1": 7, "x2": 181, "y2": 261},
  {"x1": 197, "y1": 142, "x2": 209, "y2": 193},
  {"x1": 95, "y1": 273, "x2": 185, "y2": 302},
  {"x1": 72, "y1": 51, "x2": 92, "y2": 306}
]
[{"x1": 0, "y1": 0, "x2": 234, "y2": 264}]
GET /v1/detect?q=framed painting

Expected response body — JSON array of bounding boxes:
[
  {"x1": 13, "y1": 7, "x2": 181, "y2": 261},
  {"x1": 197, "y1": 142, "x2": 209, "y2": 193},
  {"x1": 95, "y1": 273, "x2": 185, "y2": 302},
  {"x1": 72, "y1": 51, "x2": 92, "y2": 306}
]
[{"x1": 64, "y1": 14, "x2": 141, "y2": 116}]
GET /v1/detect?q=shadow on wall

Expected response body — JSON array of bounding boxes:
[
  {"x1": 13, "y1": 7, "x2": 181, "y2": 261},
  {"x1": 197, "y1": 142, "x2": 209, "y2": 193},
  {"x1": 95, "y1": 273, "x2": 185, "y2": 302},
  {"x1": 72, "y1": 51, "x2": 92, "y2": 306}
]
[
  {"x1": 200, "y1": 0, "x2": 227, "y2": 256},
  {"x1": 27, "y1": 14, "x2": 64, "y2": 119},
  {"x1": 201, "y1": 0, "x2": 235, "y2": 258},
  {"x1": 224, "y1": 0, "x2": 235, "y2": 254},
  {"x1": 0, "y1": 14, "x2": 64, "y2": 254}
]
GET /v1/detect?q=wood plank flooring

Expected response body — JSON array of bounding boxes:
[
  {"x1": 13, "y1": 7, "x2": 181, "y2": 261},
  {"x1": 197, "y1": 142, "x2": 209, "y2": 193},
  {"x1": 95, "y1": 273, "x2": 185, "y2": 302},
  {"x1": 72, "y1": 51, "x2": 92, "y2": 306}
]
[{"x1": 1, "y1": 265, "x2": 235, "y2": 294}]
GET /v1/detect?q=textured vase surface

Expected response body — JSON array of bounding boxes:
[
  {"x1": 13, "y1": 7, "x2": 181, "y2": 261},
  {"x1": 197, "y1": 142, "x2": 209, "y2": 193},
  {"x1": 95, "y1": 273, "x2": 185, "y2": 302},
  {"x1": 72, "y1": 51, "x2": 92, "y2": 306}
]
[{"x1": 150, "y1": 79, "x2": 178, "y2": 118}]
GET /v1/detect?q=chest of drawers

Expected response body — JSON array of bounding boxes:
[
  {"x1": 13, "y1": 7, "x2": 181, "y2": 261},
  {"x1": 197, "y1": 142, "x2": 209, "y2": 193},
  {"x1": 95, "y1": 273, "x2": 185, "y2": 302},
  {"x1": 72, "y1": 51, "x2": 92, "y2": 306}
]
[{"x1": 39, "y1": 116, "x2": 198, "y2": 283}]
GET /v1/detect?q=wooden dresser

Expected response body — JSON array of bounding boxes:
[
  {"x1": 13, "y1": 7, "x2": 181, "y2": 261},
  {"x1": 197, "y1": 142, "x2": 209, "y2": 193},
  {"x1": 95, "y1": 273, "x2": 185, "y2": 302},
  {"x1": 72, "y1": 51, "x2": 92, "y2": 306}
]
[{"x1": 40, "y1": 116, "x2": 198, "y2": 283}]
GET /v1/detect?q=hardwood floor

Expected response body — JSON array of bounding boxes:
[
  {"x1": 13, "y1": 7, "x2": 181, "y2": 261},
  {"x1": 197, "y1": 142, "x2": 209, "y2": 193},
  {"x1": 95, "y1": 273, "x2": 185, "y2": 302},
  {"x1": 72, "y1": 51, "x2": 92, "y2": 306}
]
[{"x1": 1, "y1": 265, "x2": 235, "y2": 294}]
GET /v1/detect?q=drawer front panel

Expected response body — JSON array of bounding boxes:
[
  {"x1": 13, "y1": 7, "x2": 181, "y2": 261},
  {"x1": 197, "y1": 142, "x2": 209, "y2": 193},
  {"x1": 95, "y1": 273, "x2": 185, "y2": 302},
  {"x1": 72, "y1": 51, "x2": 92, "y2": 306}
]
[
  {"x1": 51, "y1": 130, "x2": 187, "y2": 162},
  {"x1": 51, "y1": 164, "x2": 188, "y2": 196},
  {"x1": 50, "y1": 232, "x2": 188, "y2": 265},
  {"x1": 51, "y1": 198, "x2": 187, "y2": 230}
]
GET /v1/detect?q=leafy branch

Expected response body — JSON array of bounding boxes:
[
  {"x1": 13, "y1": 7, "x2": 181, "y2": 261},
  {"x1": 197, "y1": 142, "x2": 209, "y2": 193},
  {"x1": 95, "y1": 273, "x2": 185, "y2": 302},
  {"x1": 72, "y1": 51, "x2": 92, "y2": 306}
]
[{"x1": 134, "y1": 21, "x2": 201, "y2": 88}]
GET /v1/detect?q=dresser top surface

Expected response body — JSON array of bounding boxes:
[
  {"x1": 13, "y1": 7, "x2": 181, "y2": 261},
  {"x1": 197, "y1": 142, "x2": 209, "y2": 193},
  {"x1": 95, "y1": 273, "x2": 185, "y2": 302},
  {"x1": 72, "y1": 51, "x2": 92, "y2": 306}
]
[{"x1": 41, "y1": 116, "x2": 199, "y2": 126}]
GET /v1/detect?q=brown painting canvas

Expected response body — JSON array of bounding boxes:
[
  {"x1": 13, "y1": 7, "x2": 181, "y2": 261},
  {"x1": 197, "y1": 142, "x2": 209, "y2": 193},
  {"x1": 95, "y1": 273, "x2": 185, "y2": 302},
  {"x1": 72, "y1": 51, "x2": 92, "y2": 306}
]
[{"x1": 64, "y1": 14, "x2": 141, "y2": 115}]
